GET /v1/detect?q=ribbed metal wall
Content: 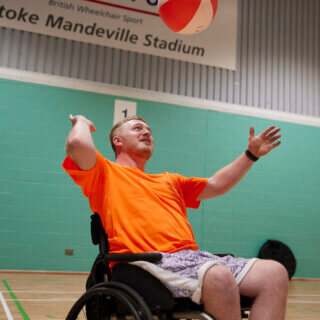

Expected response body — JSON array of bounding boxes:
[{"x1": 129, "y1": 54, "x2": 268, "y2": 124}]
[{"x1": 0, "y1": 0, "x2": 319, "y2": 117}]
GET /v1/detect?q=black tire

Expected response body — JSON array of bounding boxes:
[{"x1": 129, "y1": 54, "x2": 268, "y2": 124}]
[{"x1": 66, "y1": 282, "x2": 153, "y2": 320}]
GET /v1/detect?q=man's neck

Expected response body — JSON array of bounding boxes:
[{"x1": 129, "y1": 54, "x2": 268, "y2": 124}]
[{"x1": 115, "y1": 153, "x2": 147, "y2": 172}]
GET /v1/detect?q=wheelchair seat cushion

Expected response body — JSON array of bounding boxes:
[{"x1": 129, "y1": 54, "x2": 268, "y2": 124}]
[{"x1": 112, "y1": 263, "x2": 175, "y2": 311}]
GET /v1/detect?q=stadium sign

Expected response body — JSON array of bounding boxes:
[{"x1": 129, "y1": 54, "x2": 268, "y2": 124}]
[{"x1": 0, "y1": 0, "x2": 237, "y2": 70}]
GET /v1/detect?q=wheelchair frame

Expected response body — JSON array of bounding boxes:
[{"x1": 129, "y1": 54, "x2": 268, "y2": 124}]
[{"x1": 66, "y1": 213, "x2": 252, "y2": 319}]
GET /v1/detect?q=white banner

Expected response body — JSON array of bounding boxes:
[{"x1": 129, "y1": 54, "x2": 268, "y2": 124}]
[{"x1": 0, "y1": 0, "x2": 238, "y2": 69}]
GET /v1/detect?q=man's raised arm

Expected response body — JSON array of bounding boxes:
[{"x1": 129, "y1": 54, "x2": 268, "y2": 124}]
[
  {"x1": 65, "y1": 114, "x2": 97, "y2": 170},
  {"x1": 197, "y1": 125, "x2": 281, "y2": 200}
]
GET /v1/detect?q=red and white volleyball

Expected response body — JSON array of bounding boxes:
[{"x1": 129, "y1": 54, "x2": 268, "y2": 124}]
[{"x1": 158, "y1": 0, "x2": 218, "y2": 35}]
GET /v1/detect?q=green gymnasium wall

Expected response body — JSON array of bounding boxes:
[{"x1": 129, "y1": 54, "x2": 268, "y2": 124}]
[{"x1": 0, "y1": 78, "x2": 319, "y2": 278}]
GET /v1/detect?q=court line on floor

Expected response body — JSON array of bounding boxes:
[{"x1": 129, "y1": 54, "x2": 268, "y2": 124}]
[
  {"x1": 2, "y1": 279, "x2": 31, "y2": 320},
  {"x1": 287, "y1": 300, "x2": 320, "y2": 304},
  {"x1": 0, "y1": 291, "x2": 14, "y2": 320},
  {"x1": 288, "y1": 294, "x2": 320, "y2": 297},
  {"x1": 5, "y1": 298, "x2": 77, "y2": 301}
]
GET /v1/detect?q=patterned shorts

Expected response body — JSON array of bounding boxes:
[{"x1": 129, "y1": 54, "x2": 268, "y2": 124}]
[{"x1": 131, "y1": 249, "x2": 257, "y2": 304}]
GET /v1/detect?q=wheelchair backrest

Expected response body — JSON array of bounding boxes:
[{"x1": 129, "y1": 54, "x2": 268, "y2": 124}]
[{"x1": 90, "y1": 213, "x2": 109, "y2": 256}]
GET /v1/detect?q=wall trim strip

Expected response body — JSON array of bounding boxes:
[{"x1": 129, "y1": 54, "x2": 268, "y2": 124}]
[{"x1": 1, "y1": 67, "x2": 319, "y2": 127}]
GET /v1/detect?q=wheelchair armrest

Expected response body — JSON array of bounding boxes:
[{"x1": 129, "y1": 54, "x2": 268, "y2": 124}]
[{"x1": 103, "y1": 252, "x2": 162, "y2": 263}]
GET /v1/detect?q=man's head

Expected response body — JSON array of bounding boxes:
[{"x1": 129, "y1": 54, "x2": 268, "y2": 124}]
[{"x1": 109, "y1": 116, "x2": 154, "y2": 160}]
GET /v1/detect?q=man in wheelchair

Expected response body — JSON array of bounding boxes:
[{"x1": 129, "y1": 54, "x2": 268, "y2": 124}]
[{"x1": 63, "y1": 115, "x2": 288, "y2": 320}]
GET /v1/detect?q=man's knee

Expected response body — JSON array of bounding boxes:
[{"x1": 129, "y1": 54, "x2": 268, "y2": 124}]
[
  {"x1": 202, "y1": 264, "x2": 239, "y2": 301},
  {"x1": 202, "y1": 265, "x2": 241, "y2": 318},
  {"x1": 240, "y1": 259, "x2": 289, "y2": 299},
  {"x1": 265, "y1": 260, "x2": 289, "y2": 292}
]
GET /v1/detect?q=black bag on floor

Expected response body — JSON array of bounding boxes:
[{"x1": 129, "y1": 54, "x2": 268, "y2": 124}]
[{"x1": 258, "y1": 240, "x2": 296, "y2": 279}]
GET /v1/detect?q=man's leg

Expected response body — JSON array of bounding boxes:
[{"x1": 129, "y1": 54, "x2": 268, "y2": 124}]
[
  {"x1": 239, "y1": 259, "x2": 288, "y2": 320},
  {"x1": 202, "y1": 264, "x2": 242, "y2": 320}
]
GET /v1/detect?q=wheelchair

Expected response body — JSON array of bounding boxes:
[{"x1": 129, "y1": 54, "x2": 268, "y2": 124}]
[{"x1": 66, "y1": 213, "x2": 253, "y2": 319}]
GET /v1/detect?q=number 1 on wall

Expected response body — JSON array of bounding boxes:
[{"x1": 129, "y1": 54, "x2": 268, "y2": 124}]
[{"x1": 113, "y1": 100, "x2": 137, "y2": 125}]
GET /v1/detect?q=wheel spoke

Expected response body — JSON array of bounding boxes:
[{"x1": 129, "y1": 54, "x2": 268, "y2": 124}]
[
  {"x1": 66, "y1": 283, "x2": 153, "y2": 320},
  {"x1": 81, "y1": 306, "x2": 87, "y2": 319}
]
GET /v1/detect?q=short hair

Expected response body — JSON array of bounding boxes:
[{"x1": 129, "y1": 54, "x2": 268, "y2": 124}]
[{"x1": 109, "y1": 116, "x2": 147, "y2": 152}]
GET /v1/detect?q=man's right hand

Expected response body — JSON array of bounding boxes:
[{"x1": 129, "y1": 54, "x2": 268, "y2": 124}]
[
  {"x1": 66, "y1": 114, "x2": 97, "y2": 170},
  {"x1": 69, "y1": 114, "x2": 96, "y2": 133}
]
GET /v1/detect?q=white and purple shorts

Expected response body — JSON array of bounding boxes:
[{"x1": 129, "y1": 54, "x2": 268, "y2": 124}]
[{"x1": 131, "y1": 249, "x2": 257, "y2": 304}]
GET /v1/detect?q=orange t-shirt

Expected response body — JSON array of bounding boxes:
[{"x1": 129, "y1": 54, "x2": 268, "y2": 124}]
[{"x1": 62, "y1": 151, "x2": 208, "y2": 254}]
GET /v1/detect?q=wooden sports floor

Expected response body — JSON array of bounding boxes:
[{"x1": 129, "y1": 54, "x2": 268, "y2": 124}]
[{"x1": 0, "y1": 272, "x2": 319, "y2": 319}]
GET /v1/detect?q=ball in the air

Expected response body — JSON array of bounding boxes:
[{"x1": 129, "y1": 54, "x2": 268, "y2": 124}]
[{"x1": 158, "y1": 0, "x2": 218, "y2": 35}]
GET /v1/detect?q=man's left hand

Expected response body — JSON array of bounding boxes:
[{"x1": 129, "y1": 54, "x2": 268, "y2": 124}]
[{"x1": 248, "y1": 126, "x2": 281, "y2": 158}]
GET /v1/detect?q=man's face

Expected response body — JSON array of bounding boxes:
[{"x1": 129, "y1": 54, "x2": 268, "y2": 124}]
[{"x1": 116, "y1": 120, "x2": 154, "y2": 160}]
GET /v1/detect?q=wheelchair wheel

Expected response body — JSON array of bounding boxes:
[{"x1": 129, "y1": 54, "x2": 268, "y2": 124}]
[{"x1": 66, "y1": 282, "x2": 153, "y2": 320}]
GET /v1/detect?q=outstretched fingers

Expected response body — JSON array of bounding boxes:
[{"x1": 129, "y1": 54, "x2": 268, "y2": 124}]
[
  {"x1": 266, "y1": 127, "x2": 281, "y2": 148},
  {"x1": 261, "y1": 125, "x2": 277, "y2": 137},
  {"x1": 269, "y1": 134, "x2": 281, "y2": 144},
  {"x1": 262, "y1": 127, "x2": 282, "y2": 148},
  {"x1": 270, "y1": 140, "x2": 281, "y2": 149},
  {"x1": 266, "y1": 127, "x2": 281, "y2": 138}
]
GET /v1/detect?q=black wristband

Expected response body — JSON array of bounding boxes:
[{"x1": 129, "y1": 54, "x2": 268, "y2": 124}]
[{"x1": 245, "y1": 149, "x2": 259, "y2": 162}]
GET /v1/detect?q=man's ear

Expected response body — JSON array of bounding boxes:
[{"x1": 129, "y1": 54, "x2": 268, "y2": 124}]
[{"x1": 113, "y1": 136, "x2": 122, "y2": 147}]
